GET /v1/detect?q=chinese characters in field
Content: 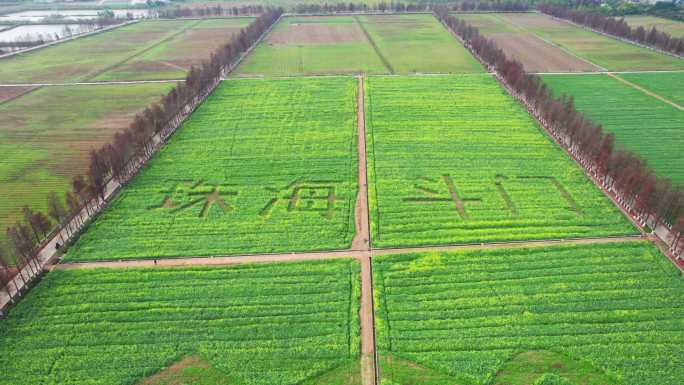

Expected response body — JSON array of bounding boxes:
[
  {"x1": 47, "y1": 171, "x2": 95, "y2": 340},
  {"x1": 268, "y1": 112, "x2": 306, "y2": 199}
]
[
  {"x1": 151, "y1": 181, "x2": 238, "y2": 218},
  {"x1": 150, "y1": 175, "x2": 581, "y2": 220},
  {"x1": 404, "y1": 174, "x2": 581, "y2": 219}
]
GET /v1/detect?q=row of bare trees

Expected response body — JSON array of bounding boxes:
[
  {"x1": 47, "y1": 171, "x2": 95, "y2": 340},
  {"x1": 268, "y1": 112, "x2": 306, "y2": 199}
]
[
  {"x1": 290, "y1": 1, "x2": 530, "y2": 14},
  {"x1": 446, "y1": 0, "x2": 531, "y2": 12},
  {"x1": 0, "y1": 7, "x2": 283, "y2": 307},
  {"x1": 292, "y1": 2, "x2": 429, "y2": 14},
  {"x1": 434, "y1": 7, "x2": 684, "y2": 257},
  {"x1": 538, "y1": 4, "x2": 684, "y2": 56},
  {"x1": 158, "y1": 5, "x2": 267, "y2": 19}
]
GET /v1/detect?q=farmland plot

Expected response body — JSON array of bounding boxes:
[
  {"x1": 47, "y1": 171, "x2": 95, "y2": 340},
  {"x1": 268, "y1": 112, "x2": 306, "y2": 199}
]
[
  {"x1": 543, "y1": 73, "x2": 684, "y2": 183},
  {"x1": 0, "y1": 83, "x2": 173, "y2": 250},
  {"x1": 0, "y1": 20, "x2": 195, "y2": 83},
  {"x1": 355, "y1": 14, "x2": 483, "y2": 74},
  {"x1": 455, "y1": 13, "x2": 600, "y2": 72},
  {"x1": 94, "y1": 18, "x2": 254, "y2": 81},
  {"x1": 365, "y1": 75, "x2": 635, "y2": 248},
  {"x1": 0, "y1": 259, "x2": 361, "y2": 385},
  {"x1": 374, "y1": 241, "x2": 684, "y2": 385},
  {"x1": 459, "y1": 12, "x2": 684, "y2": 72},
  {"x1": 65, "y1": 77, "x2": 358, "y2": 261},
  {"x1": 623, "y1": 15, "x2": 684, "y2": 38},
  {"x1": 502, "y1": 13, "x2": 684, "y2": 71},
  {"x1": 0, "y1": 85, "x2": 34, "y2": 103},
  {"x1": 235, "y1": 16, "x2": 388, "y2": 76}
]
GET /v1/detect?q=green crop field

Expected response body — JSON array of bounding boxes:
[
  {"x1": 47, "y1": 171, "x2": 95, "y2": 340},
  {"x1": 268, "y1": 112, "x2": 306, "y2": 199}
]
[
  {"x1": 365, "y1": 75, "x2": 635, "y2": 248},
  {"x1": 465, "y1": 13, "x2": 684, "y2": 71},
  {"x1": 0, "y1": 82, "x2": 173, "y2": 250},
  {"x1": 355, "y1": 14, "x2": 483, "y2": 74},
  {"x1": 0, "y1": 19, "x2": 251, "y2": 83},
  {"x1": 373, "y1": 241, "x2": 684, "y2": 385},
  {"x1": 94, "y1": 18, "x2": 254, "y2": 81},
  {"x1": 624, "y1": 15, "x2": 684, "y2": 38},
  {"x1": 618, "y1": 71, "x2": 684, "y2": 106},
  {"x1": 64, "y1": 77, "x2": 358, "y2": 261},
  {"x1": 235, "y1": 16, "x2": 388, "y2": 76},
  {"x1": 0, "y1": 259, "x2": 361, "y2": 385},
  {"x1": 236, "y1": 14, "x2": 482, "y2": 76},
  {"x1": 542, "y1": 73, "x2": 684, "y2": 183}
]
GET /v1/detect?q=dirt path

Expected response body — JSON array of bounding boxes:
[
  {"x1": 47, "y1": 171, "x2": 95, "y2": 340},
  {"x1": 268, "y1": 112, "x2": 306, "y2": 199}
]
[
  {"x1": 51, "y1": 235, "x2": 646, "y2": 270},
  {"x1": 359, "y1": 254, "x2": 376, "y2": 385},
  {"x1": 352, "y1": 75, "x2": 376, "y2": 385},
  {"x1": 0, "y1": 176, "x2": 121, "y2": 312},
  {"x1": 352, "y1": 75, "x2": 371, "y2": 252},
  {"x1": 607, "y1": 72, "x2": 684, "y2": 111}
]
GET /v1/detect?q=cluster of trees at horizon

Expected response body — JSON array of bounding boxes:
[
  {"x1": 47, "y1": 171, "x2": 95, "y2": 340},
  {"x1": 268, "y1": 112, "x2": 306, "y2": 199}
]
[
  {"x1": 0, "y1": 7, "x2": 284, "y2": 304},
  {"x1": 289, "y1": 0, "x2": 531, "y2": 14},
  {"x1": 157, "y1": 4, "x2": 267, "y2": 19},
  {"x1": 539, "y1": 4, "x2": 684, "y2": 56},
  {"x1": 567, "y1": 0, "x2": 684, "y2": 23},
  {"x1": 434, "y1": 6, "x2": 684, "y2": 256}
]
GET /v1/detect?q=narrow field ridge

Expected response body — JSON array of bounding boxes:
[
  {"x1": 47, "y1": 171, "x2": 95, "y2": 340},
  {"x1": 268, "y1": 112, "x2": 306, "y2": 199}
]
[
  {"x1": 354, "y1": 15, "x2": 395, "y2": 74},
  {"x1": 608, "y1": 72, "x2": 684, "y2": 111}
]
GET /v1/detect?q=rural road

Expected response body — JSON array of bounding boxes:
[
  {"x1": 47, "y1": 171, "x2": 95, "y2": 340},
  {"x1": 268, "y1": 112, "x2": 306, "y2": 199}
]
[
  {"x1": 359, "y1": 254, "x2": 376, "y2": 385},
  {"x1": 52, "y1": 236, "x2": 646, "y2": 270}
]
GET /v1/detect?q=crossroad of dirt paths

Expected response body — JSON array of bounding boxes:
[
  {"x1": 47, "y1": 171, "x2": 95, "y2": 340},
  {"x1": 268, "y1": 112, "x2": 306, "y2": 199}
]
[{"x1": 0, "y1": 71, "x2": 675, "y2": 385}]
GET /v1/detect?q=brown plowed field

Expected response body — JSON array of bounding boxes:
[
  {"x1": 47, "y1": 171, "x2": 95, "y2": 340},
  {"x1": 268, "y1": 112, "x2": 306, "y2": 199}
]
[
  {"x1": 0, "y1": 86, "x2": 35, "y2": 104},
  {"x1": 502, "y1": 13, "x2": 566, "y2": 29},
  {"x1": 490, "y1": 33, "x2": 599, "y2": 72},
  {"x1": 269, "y1": 21, "x2": 366, "y2": 45}
]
